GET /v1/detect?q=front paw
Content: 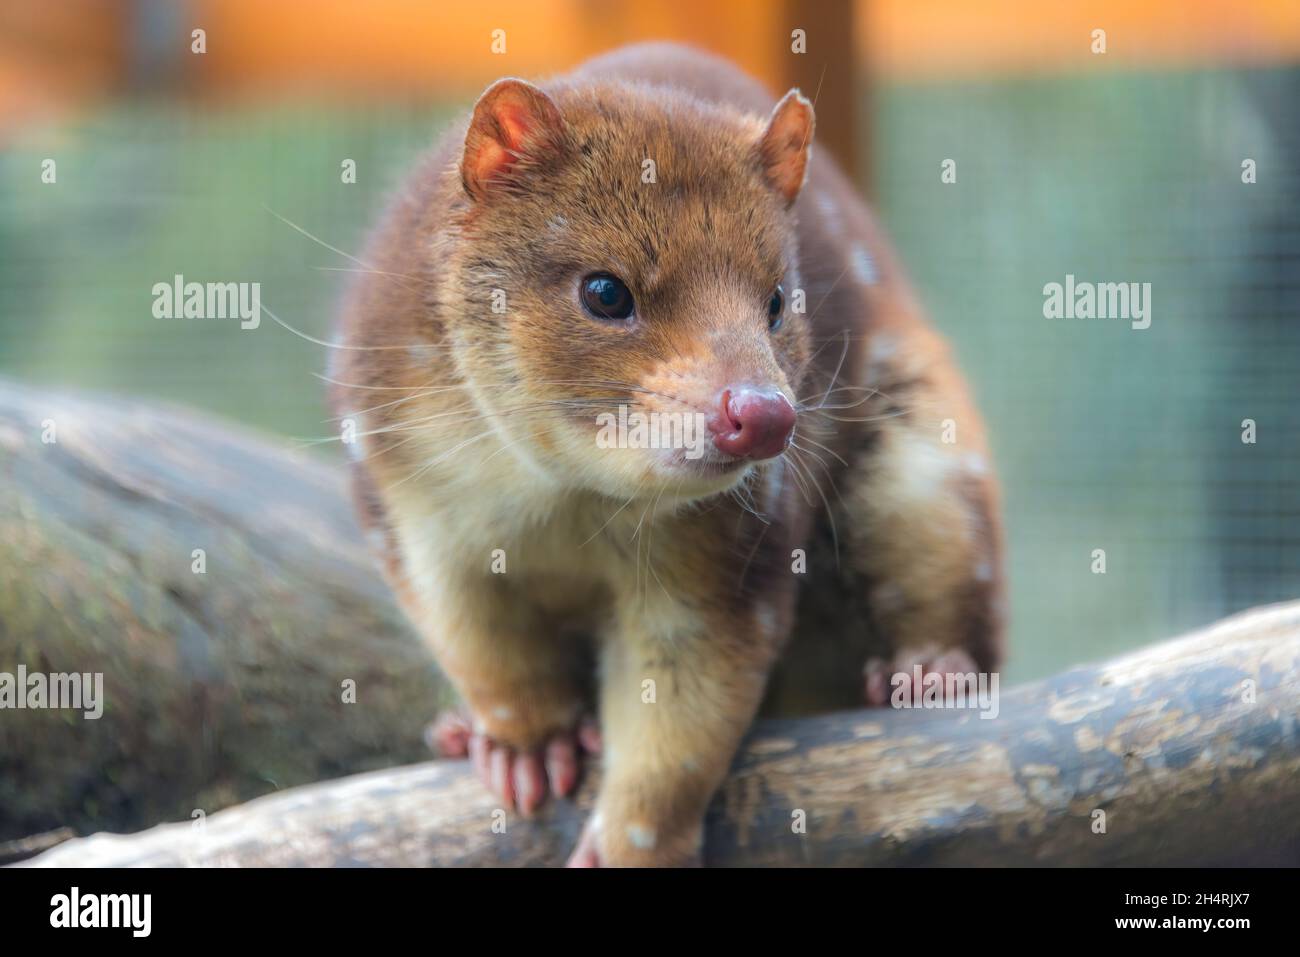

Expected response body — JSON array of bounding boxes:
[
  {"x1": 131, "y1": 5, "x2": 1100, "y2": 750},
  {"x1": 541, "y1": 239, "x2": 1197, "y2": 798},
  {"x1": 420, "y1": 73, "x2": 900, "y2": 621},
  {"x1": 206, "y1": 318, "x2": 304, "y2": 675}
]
[
  {"x1": 429, "y1": 708, "x2": 601, "y2": 815},
  {"x1": 565, "y1": 810, "x2": 703, "y2": 868},
  {"x1": 863, "y1": 646, "x2": 982, "y2": 707}
]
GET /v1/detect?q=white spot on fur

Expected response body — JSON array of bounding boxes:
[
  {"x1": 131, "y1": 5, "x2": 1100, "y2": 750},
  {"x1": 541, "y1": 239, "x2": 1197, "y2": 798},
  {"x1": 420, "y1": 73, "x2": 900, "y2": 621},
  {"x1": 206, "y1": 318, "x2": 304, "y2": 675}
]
[
  {"x1": 974, "y1": 560, "x2": 993, "y2": 582},
  {"x1": 625, "y1": 824, "x2": 657, "y2": 849},
  {"x1": 764, "y1": 458, "x2": 786, "y2": 504},
  {"x1": 491, "y1": 705, "x2": 514, "y2": 721},
  {"x1": 816, "y1": 191, "x2": 843, "y2": 237},
  {"x1": 849, "y1": 243, "x2": 878, "y2": 284},
  {"x1": 407, "y1": 344, "x2": 439, "y2": 364},
  {"x1": 895, "y1": 431, "x2": 952, "y2": 500},
  {"x1": 756, "y1": 602, "x2": 778, "y2": 635},
  {"x1": 964, "y1": 452, "x2": 988, "y2": 475},
  {"x1": 869, "y1": 335, "x2": 898, "y2": 364}
]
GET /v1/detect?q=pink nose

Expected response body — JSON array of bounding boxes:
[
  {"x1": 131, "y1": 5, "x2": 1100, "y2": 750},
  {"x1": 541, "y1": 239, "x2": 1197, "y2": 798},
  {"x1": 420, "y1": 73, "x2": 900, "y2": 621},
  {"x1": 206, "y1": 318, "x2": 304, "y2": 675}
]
[{"x1": 710, "y1": 387, "x2": 797, "y2": 460}]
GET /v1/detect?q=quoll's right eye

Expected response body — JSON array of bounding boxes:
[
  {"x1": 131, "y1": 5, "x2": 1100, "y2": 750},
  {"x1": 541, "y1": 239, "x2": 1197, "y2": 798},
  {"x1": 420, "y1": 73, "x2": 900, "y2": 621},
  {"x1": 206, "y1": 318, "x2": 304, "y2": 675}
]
[{"x1": 581, "y1": 273, "x2": 635, "y2": 321}]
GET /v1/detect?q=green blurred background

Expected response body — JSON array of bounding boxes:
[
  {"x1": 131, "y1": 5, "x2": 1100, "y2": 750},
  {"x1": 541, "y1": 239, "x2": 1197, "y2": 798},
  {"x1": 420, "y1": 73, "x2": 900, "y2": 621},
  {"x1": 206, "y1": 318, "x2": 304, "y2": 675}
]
[{"x1": 2, "y1": 1, "x2": 1299, "y2": 685}]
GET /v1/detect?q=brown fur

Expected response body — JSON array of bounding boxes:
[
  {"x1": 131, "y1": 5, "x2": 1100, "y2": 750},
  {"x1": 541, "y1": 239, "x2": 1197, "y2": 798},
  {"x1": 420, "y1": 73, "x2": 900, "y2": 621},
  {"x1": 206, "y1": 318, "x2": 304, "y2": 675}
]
[{"x1": 329, "y1": 43, "x2": 1004, "y2": 865}]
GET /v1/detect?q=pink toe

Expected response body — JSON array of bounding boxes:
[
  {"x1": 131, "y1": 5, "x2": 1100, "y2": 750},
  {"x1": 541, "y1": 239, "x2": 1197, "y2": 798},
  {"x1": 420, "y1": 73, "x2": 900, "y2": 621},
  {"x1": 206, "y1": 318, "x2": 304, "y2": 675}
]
[
  {"x1": 863, "y1": 659, "x2": 889, "y2": 706},
  {"x1": 566, "y1": 831, "x2": 601, "y2": 868},
  {"x1": 545, "y1": 736, "x2": 578, "y2": 797},
  {"x1": 577, "y1": 717, "x2": 602, "y2": 755},
  {"x1": 931, "y1": 650, "x2": 978, "y2": 676},
  {"x1": 428, "y1": 711, "x2": 472, "y2": 757},
  {"x1": 514, "y1": 752, "x2": 546, "y2": 816},
  {"x1": 469, "y1": 733, "x2": 491, "y2": 785},
  {"x1": 490, "y1": 746, "x2": 515, "y2": 809}
]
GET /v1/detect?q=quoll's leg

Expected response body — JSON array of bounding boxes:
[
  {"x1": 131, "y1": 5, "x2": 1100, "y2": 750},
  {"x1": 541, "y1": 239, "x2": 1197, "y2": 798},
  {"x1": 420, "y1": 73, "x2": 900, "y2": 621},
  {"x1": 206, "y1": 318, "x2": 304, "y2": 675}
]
[
  {"x1": 411, "y1": 570, "x2": 594, "y2": 815},
  {"x1": 842, "y1": 342, "x2": 1005, "y2": 706},
  {"x1": 568, "y1": 597, "x2": 778, "y2": 867}
]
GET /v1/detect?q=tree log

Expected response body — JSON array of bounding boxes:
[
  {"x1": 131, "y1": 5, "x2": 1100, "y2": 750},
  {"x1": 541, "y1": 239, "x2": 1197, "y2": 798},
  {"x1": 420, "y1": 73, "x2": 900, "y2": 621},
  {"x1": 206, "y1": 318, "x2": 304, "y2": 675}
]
[
  {"x1": 0, "y1": 379, "x2": 453, "y2": 844},
  {"x1": 23, "y1": 601, "x2": 1300, "y2": 867}
]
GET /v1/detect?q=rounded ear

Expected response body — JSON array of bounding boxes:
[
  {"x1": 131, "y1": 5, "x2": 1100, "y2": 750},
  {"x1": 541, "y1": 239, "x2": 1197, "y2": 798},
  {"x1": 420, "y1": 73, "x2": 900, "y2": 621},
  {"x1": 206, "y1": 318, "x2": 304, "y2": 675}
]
[
  {"x1": 461, "y1": 78, "x2": 566, "y2": 201},
  {"x1": 756, "y1": 89, "x2": 815, "y2": 206}
]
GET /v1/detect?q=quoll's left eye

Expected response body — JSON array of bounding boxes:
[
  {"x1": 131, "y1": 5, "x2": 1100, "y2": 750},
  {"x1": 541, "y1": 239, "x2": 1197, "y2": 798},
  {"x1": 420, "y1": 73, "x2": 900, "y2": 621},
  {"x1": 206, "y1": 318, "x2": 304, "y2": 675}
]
[
  {"x1": 581, "y1": 273, "x2": 635, "y2": 321},
  {"x1": 767, "y1": 286, "x2": 785, "y2": 331}
]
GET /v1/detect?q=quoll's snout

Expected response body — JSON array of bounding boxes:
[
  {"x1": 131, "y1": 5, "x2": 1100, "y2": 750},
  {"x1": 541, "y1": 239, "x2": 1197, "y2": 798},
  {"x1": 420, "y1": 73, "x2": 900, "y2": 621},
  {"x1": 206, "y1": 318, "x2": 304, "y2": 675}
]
[{"x1": 709, "y1": 386, "x2": 797, "y2": 460}]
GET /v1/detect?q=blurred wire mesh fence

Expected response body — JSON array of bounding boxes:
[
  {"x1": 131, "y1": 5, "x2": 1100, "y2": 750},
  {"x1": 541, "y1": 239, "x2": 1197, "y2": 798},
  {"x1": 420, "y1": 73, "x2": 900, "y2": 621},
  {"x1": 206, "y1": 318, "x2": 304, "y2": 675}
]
[{"x1": 1, "y1": 1, "x2": 1298, "y2": 684}]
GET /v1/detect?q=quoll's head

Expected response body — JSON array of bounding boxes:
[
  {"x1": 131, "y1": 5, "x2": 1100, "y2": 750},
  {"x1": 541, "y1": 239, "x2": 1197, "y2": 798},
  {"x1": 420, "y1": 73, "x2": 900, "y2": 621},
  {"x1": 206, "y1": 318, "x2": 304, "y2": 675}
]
[{"x1": 446, "y1": 76, "x2": 815, "y2": 500}]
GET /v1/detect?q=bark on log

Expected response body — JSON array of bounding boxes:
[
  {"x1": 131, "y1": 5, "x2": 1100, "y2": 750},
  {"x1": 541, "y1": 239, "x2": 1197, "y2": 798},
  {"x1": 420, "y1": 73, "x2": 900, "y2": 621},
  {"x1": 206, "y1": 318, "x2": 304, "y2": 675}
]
[
  {"x1": 0, "y1": 379, "x2": 454, "y2": 843},
  {"x1": 23, "y1": 602, "x2": 1300, "y2": 867}
]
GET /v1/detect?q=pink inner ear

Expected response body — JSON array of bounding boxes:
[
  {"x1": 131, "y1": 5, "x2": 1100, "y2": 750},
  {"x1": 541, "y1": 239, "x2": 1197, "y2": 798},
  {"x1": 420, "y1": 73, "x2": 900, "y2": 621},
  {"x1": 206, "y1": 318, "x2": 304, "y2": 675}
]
[
  {"x1": 470, "y1": 100, "x2": 537, "y2": 187},
  {"x1": 766, "y1": 130, "x2": 808, "y2": 200},
  {"x1": 469, "y1": 138, "x2": 512, "y2": 188},
  {"x1": 762, "y1": 99, "x2": 813, "y2": 203},
  {"x1": 495, "y1": 102, "x2": 534, "y2": 153}
]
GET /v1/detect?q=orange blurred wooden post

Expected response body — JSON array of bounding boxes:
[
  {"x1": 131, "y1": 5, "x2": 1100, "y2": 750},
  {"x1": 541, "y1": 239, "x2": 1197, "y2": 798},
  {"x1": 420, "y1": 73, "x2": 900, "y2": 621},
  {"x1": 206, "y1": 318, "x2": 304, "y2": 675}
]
[{"x1": 779, "y1": 0, "x2": 863, "y2": 190}]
